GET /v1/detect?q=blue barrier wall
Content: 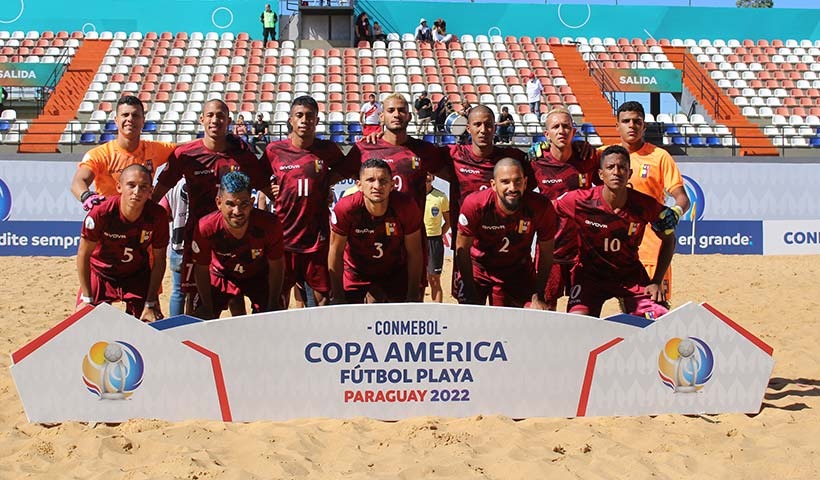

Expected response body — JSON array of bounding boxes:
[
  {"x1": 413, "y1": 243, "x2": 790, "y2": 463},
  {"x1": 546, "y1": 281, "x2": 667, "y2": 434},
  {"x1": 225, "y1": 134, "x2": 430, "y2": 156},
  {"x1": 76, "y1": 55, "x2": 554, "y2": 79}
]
[{"x1": 1, "y1": 1, "x2": 818, "y2": 40}]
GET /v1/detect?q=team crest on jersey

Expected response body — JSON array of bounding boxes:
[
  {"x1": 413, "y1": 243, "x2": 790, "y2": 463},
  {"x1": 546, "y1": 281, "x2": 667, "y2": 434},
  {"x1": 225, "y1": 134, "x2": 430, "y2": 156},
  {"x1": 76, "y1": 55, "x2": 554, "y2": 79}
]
[
  {"x1": 385, "y1": 221, "x2": 398, "y2": 236},
  {"x1": 314, "y1": 158, "x2": 323, "y2": 173},
  {"x1": 139, "y1": 229, "x2": 152, "y2": 243},
  {"x1": 251, "y1": 248, "x2": 263, "y2": 259},
  {"x1": 578, "y1": 174, "x2": 589, "y2": 188},
  {"x1": 517, "y1": 219, "x2": 531, "y2": 234},
  {"x1": 627, "y1": 222, "x2": 639, "y2": 236},
  {"x1": 84, "y1": 216, "x2": 95, "y2": 230},
  {"x1": 640, "y1": 164, "x2": 650, "y2": 178},
  {"x1": 410, "y1": 156, "x2": 420, "y2": 169}
]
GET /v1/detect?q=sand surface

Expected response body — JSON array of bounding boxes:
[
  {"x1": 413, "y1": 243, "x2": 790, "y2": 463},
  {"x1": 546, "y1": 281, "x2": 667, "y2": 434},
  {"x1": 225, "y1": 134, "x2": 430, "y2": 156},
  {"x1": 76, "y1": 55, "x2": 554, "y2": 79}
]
[{"x1": 0, "y1": 255, "x2": 818, "y2": 479}]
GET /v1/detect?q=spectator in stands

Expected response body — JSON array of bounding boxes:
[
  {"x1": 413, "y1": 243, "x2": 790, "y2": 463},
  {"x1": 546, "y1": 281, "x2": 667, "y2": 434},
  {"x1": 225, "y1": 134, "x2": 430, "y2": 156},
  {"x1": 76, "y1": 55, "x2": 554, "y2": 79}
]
[
  {"x1": 260, "y1": 4, "x2": 278, "y2": 45},
  {"x1": 525, "y1": 73, "x2": 544, "y2": 122},
  {"x1": 433, "y1": 97, "x2": 453, "y2": 134},
  {"x1": 250, "y1": 113, "x2": 270, "y2": 154},
  {"x1": 414, "y1": 91, "x2": 433, "y2": 133},
  {"x1": 432, "y1": 19, "x2": 454, "y2": 45},
  {"x1": 234, "y1": 114, "x2": 250, "y2": 145},
  {"x1": 360, "y1": 93, "x2": 382, "y2": 136},
  {"x1": 496, "y1": 106, "x2": 515, "y2": 144},
  {"x1": 355, "y1": 12, "x2": 372, "y2": 45},
  {"x1": 415, "y1": 18, "x2": 432, "y2": 44},
  {"x1": 372, "y1": 22, "x2": 387, "y2": 42}
]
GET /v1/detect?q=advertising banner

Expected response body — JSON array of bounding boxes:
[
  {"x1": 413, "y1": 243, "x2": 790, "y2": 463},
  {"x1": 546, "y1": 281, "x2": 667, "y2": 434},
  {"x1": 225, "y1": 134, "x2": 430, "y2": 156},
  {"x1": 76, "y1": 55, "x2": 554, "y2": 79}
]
[
  {"x1": 11, "y1": 302, "x2": 774, "y2": 423},
  {"x1": 0, "y1": 63, "x2": 63, "y2": 87},
  {"x1": 607, "y1": 69, "x2": 682, "y2": 93},
  {"x1": 762, "y1": 219, "x2": 820, "y2": 255}
]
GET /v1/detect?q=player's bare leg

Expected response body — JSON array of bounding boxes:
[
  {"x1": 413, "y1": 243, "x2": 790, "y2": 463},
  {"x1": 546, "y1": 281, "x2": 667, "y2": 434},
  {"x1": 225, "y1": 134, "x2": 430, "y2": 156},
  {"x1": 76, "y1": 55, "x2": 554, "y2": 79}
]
[{"x1": 427, "y1": 273, "x2": 443, "y2": 302}]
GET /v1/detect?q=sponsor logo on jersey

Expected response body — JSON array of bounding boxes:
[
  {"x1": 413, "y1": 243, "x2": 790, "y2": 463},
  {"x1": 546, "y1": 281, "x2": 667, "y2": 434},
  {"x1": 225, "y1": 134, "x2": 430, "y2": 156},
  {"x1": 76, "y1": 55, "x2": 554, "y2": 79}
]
[
  {"x1": 640, "y1": 163, "x2": 650, "y2": 178},
  {"x1": 314, "y1": 158, "x2": 323, "y2": 173},
  {"x1": 627, "y1": 222, "x2": 639, "y2": 236},
  {"x1": 482, "y1": 224, "x2": 505, "y2": 231},
  {"x1": 585, "y1": 220, "x2": 608, "y2": 229},
  {"x1": 459, "y1": 168, "x2": 481, "y2": 175},
  {"x1": 194, "y1": 169, "x2": 214, "y2": 176},
  {"x1": 103, "y1": 232, "x2": 127, "y2": 239},
  {"x1": 541, "y1": 178, "x2": 563, "y2": 184},
  {"x1": 355, "y1": 228, "x2": 376, "y2": 234},
  {"x1": 279, "y1": 164, "x2": 300, "y2": 170},
  {"x1": 410, "y1": 156, "x2": 420, "y2": 170},
  {"x1": 578, "y1": 174, "x2": 589, "y2": 188}
]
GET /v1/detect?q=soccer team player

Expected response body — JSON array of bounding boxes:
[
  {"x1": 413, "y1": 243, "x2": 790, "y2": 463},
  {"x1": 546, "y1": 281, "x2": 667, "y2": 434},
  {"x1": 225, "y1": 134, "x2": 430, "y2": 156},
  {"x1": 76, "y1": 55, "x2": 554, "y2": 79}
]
[
  {"x1": 455, "y1": 158, "x2": 556, "y2": 309},
  {"x1": 191, "y1": 171, "x2": 284, "y2": 319},
  {"x1": 73, "y1": 93, "x2": 683, "y2": 320},
  {"x1": 76, "y1": 164, "x2": 169, "y2": 321},
  {"x1": 328, "y1": 159, "x2": 423, "y2": 304},
  {"x1": 554, "y1": 145, "x2": 676, "y2": 318},
  {"x1": 607, "y1": 101, "x2": 690, "y2": 303}
]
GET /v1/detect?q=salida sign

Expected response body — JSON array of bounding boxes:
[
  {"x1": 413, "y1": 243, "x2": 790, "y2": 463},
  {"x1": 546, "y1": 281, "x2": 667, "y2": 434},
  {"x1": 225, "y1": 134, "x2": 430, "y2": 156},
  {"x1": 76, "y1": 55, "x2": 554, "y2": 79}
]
[{"x1": 606, "y1": 68, "x2": 682, "y2": 93}]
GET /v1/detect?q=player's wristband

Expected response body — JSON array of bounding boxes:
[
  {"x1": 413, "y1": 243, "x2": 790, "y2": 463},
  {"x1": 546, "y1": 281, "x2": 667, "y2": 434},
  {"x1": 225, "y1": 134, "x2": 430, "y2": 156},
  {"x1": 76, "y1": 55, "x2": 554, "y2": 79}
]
[
  {"x1": 80, "y1": 295, "x2": 92, "y2": 304},
  {"x1": 145, "y1": 301, "x2": 158, "y2": 308},
  {"x1": 670, "y1": 205, "x2": 683, "y2": 219}
]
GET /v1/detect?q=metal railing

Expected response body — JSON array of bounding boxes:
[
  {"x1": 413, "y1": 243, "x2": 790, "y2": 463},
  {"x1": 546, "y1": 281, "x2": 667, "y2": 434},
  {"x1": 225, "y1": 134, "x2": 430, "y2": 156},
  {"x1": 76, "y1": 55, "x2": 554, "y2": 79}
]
[{"x1": 584, "y1": 51, "x2": 621, "y2": 115}]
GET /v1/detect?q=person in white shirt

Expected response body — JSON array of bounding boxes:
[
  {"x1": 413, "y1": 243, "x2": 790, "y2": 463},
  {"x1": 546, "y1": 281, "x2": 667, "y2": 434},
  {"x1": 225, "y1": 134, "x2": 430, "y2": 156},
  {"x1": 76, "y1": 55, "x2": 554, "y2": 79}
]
[
  {"x1": 414, "y1": 18, "x2": 432, "y2": 43},
  {"x1": 359, "y1": 93, "x2": 383, "y2": 136},
  {"x1": 525, "y1": 73, "x2": 544, "y2": 121}
]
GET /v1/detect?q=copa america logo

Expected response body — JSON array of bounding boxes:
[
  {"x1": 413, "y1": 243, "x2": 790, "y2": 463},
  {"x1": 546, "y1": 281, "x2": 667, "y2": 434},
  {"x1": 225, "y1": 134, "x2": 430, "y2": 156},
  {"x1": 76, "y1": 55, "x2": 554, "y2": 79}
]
[
  {"x1": 82, "y1": 341, "x2": 145, "y2": 400},
  {"x1": 680, "y1": 175, "x2": 705, "y2": 222},
  {"x1": 0, "y1": 177, "x2": 11, "y2": 221},
  {"x1": 658, "y1": 337, "x2": 714, "y2": 393}
]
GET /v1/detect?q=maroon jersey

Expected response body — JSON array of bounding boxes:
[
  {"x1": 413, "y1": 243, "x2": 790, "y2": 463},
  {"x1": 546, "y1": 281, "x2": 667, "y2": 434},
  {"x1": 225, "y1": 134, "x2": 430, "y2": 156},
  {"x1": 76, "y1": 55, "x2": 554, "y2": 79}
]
[
  {"x1": 192, "y1": 209, "x2": 284, "y2": 281},
  {"x1": 346, "y1": 138, "x2": 446, "y2": 211},
  {"x1": 81, "y1": 196, "x2": 169, "y2": 279},
  {"x1": 457, "y1": 188, "x2": 556, "y2": 272},
  {"x1": 444, "y1": 145, "x2": 533, "y2": 228},
  {"x1": 263, "y1": 138, "x2": 352, "y2": 253},
  {"x1": 554, "y1": 186, "x2": 665, "y2": 278},
  {"x1": 530, "y1": 148, "x2": 597, "y2": 264},
  {"x1": 330, "y1": 190, "x2": 422, "y2": 286},
  {"x1": 156, "y1": 137, "x2": 272, "y2": 223}
]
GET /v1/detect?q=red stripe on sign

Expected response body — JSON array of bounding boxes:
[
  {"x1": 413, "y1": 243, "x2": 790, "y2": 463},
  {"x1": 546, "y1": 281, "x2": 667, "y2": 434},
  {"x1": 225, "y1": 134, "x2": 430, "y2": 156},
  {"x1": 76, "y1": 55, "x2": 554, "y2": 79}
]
[
  {"x1": 182, "y1": 340, "x2": 233, "y2": 421},
  {"x1": 11, "y1": 304, "x2": 94, "y2": 364},
  {"x1": 702, "y1": 302, "x2": 774, "y2": 357},
  {"x1": 576, "y1": 337, "x2": 624, "y2": 417}
]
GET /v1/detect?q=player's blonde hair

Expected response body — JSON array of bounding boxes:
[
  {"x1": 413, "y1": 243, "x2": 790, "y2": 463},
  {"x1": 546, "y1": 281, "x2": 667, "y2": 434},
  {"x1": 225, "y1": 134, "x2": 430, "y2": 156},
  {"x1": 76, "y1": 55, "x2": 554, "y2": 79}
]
[
  {"x1": 544, "y1": 107, "x2": 572, "y2": 126},
  {"x1": 382, "y1": 92, "x2": 409, "y2": 108}
]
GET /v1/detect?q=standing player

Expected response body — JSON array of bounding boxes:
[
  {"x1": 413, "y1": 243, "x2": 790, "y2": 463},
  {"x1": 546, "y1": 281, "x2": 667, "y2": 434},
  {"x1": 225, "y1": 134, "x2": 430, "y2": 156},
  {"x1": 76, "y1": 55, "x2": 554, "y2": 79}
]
[
  {"x1": 608, "y1": 101, "x2": 689, "y2": 303},
  {"x1": 329, "y1": 159, "x2": 423, "y2": 304},
  {"x1": 555, "y1": 145, "x2": 677, "y2": 318},
  {"x1": 424, "y1": 172, "x2": 450, "y2": 302},
  {"x1": 528, "y1": 107, "x2": 599, "y2": 310},
  {"x1": 76, "y1": 164, "x2": 168, "y2": 321},
  {"x1": 191, "y1": 172, "x2": 284, "y2": 319},
  {"x1": 262, "y1": 95, "x2": 355, "y2": 307},
  {"x1": 151, "y1": 99, "x2": 273, "y2": 309},
  {"x1": 455, "y1": 158, "x2": 556, "y2": 308},
  {"x1": 71, "y1": 95, "x2": 176, "y2": 210}
]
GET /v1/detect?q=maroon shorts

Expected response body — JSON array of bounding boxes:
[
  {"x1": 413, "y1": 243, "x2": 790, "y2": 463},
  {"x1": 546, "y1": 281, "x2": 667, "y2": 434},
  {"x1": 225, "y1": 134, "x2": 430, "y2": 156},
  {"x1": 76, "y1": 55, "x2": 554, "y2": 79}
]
[
  {"x1": 466, "y1": 264, "x2": 534, "y2": 307},
  {"x1": 84, "y1": 269, "x2": 149, "y2": 317},
  {"x1": 180, "y1": 227, "x2": 197, "y2": 294},
  {"x1": 207, "y1": 273, "x2": 269, "y2": 314},
  {"x1": 283, "y1": 248, "x2": 331, "y2": 294},
  {"x1": 567, "y1": 265, "x2": 668, "y2": 319}
]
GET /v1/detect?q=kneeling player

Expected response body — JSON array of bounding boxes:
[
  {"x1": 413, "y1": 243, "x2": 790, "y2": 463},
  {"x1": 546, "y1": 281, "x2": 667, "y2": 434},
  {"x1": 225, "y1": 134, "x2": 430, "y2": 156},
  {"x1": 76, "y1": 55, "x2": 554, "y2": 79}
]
[
  {"x1": 77, "y1": 164, "x2": 168, "y2": 321},
  {"x1": 192, "y1": 171, "x2": 285, "y2": 319},
  {"x1": 455, "y1": 158, "x2": 556, "y2": 309},
  {"x1": 554, "y1": 145, "x2": 676, "y2": 318},
  {"x1": 328, "y1": 159, "x2": 423, "y2": 304}
]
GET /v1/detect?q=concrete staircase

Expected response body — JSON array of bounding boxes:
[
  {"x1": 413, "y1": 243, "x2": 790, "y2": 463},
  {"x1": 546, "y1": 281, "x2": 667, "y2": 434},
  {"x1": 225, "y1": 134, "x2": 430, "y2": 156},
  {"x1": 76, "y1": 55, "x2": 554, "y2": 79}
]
[
  {"x1": 550, "y1": 44, "x2": 620, "y2": 145},
  {"x1": 19, "y1": 39, "x2": 111, "y2": 153}
]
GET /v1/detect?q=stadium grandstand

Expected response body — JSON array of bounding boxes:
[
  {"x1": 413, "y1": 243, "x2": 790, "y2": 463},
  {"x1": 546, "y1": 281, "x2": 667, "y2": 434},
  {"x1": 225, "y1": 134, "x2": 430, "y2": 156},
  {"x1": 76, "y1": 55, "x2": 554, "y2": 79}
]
[{"x1": 0, "y1": 0, "x2": 818, "y2": 157}]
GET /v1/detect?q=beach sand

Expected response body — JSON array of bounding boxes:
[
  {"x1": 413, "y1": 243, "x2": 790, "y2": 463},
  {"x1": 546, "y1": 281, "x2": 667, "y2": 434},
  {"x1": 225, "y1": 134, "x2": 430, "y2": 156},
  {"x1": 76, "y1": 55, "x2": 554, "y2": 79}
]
[{"x1": 0, "y1": 255, "x2": 818, "y2": 479}]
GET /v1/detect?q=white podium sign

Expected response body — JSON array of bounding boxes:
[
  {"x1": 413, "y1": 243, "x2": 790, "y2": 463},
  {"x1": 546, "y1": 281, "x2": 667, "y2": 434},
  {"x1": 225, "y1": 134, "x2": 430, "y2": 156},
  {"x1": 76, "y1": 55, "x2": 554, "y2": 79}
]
[{"x1": 10, "y1": 302, "x2": 773, "y2": 422}]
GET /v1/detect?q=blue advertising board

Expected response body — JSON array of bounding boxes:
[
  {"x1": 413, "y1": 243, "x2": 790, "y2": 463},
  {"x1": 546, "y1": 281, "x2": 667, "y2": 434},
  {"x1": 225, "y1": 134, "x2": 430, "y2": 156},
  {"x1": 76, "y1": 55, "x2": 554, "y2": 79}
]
[{"x1": 675, "y1": 221, "x2": 763, "y2": 255}]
